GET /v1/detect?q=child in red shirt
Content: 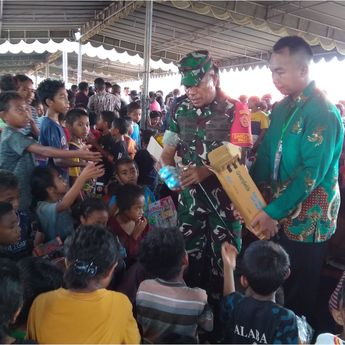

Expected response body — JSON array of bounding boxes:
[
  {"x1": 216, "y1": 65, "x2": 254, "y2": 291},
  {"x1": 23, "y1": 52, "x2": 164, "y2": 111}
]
[{"x1": 108, "y1": 183, "x2": 149, "y2": 265}]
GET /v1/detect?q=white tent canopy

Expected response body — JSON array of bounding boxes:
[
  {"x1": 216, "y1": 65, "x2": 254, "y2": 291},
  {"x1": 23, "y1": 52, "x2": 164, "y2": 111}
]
[{"x1": 0, "y1": 39, "x2": 178, "y2": 72}]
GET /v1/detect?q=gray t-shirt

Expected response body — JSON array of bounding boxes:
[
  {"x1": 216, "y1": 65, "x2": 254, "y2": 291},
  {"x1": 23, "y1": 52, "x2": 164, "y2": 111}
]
[
  {"x1": 0, "y1": 126, "x2": 36, "y2": 210},
  {"x1": 36, "y1": 201, "x2": 74, "y2": 242}
]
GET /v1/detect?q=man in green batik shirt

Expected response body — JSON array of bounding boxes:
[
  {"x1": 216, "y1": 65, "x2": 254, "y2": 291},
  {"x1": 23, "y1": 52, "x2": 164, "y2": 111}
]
[
  {"x1": 251, "y1": 36, "x2": 344, "y2": 326},
  {"x1": 160, "y1": 51, "x2": 244, "y2": 307}
]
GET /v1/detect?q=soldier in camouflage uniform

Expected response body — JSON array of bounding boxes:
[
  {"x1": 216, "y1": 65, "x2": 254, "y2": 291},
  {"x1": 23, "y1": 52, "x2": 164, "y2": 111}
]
[{"x1": 161, "y1": 50, "x2": 244, "y2": 304}]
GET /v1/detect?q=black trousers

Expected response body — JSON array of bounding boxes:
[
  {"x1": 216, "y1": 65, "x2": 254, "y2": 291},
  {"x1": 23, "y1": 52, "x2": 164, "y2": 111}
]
[{"x1": 277, "y1": 232, "x2": 327, "y2": 327}]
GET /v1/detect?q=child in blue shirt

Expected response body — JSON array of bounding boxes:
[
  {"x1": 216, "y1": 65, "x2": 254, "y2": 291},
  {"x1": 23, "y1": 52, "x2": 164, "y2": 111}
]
[
  {"x1": 127, "y1": 102, "x2": 141, "y2": 149},
  {"x1": 220, "y1": 240, "x2": 299, "y2": 344},
  {"x1": 107, "y1": 157, "x2": 155, "y2": 217},
  {"x1": 38, "y1": 79, "x2": 90, "y2": 182},
  {"x1": 31, "y1": 163, "x2": 104, "y2": 242},
  {"x1": 0, "y1": 170, "x2": 34, "y2": 260}
]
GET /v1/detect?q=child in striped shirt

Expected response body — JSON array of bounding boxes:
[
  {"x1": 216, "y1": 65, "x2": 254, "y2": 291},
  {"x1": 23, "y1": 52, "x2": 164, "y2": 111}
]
[{"x1": 136, "y1": 227, "x2": 213, "y2": 343}]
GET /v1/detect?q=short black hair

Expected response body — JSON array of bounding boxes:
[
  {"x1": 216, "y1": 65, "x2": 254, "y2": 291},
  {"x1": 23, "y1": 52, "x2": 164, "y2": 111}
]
[
  {"x1": 149, "y1": 111, "x2": 162, "y2": 119},
  {"x1": 100, "y1": 110, "x2": 115, "y2": 128},
  {"x1": 73, "y1": 197, "x2": 108, "y2": 223},
  {"x1": 116, "y1": 184, "x2": 144, "y2": 212},
  {"x1": 0, "y1": 74, "x2": 18, "y2": 92},
  {"x1": 273, "y1": 36, "x2": 313, "y2": 61},
  {"x1": 149, "y1": 91, "x2": 156, "y2": 98},
  {"x1": 139, "y1": 227, "x2": 185, "y2": 280},
  {"x1": 112, "y1": 117, "x2": 130, "y2": 135},
  {"x1": 64, "y1": 225, "x2": 119, "y2": 289},
  {"x1": 30, "y1": 167, "x2": 57, "y2": 205},
  {"x1": 0, "y1": 170, "x2": 18, "y2": 194},
  {"x1": 65, "y1": 108, "x2": 88, "y2": 126},
  {"x1": 0, "y1": 91, "x2": 23, "y2": 112},
  {"x1": 78, "y1": 81, "x2": 88, "y2": 91},
  {"x1": 242, "y1": 240, "x2": 290, "y2": 295},
  {"x1": 141, "y1": 129, "x2": 157, "y2": 146},
  {"x1": 94, "y1": 77, "x2": 105, "y2": 90},
  {"x1": 71, "y1": 84, "x2": 78, "y2": 91},
  {"x1": 127, "y1": 101, "x2": 141, "y2": 114},
  {"x1": 16, "y1": 257, "x2": 63, "y2": 326},
  {"x1": 88, "y1": 111, "x2": 97, "y2": 127},
  {"x1": 112, "y1": 84, "x2": 121, "y2": 93},
  {"x1": 0, "y1": 202, "x2": 13, "y2": 222},
  {"x1": 37, "y1": 79, "x2": 65, "y2": 107},
  {"x1": 105, "y1": 82, "x2": 112, "y2": 89},
  {"x1": 31, "y1": 92, "x2": 43, "y2": 108},
  {"x1": 15, "y1": 74, "x2": 33, "y2": 84},
  {"x1": 114, "y1": 157, "x2": 138, "y2": 175},
  {"x1": 0, "y1": 258, "x2": 23, "y2": 343}
]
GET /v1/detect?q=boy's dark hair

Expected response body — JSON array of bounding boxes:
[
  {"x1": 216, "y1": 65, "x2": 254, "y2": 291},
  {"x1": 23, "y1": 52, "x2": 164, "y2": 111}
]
[
  {"x1": 0, "y1": 91, "x2": 23, "y2": 112},
  {"x1": 0, "y1": 170, "x2": 18, "y2": 194},
  {"x1": 127, "y1": 101, "x2": 141, "y2": 114},
  {"x1": 112, "y1": 117, "x2": 129, "y2": 135},
  {"x1": 116, "y1": 184, "x2": 144, "y2": 212},
  {"x1": 65, "y1": 108, "x2": 88, "y2": 126},
  {"x1": 0, "y1": 74, "x2": 18, "y2": 92},
  {"x1": 105, "y1": 82, "x2": 112, "y2": 90},
  {"x1": 242, "y1": 240, "x2": 290, "y2": 295},
  {"x1": 78, "y1": 81, "x2": 88, "y2": 92},
  {"x1": 114, "y1": 157, "x2": 138, "y2": 175},
  {"x1": 0, "y1": 258, "x2": 23, "y2": 343},
  {"x1": 139, "y1": 227, "x2": 185, "y2": 280},
  {"x1": 64, "y1": 225, "x2": 119, "y2": 289},
  {"x1": 88, "y1": 111, "x2": 97, "y2": 128},
  {"x1": 71, "y1": 84, "x2": 78, "y2": 91},
  {"x1": 156, "y1": 95, "x2": 164, "y2": 108},
  {"x1": 142, "y1": 129, "x2": 157, "y2": 146},
  {"x1": 31, "y1": 92, "x2": 43, "y2": 108},
  {"x1": 273, "y1": 36, "x2": 313, "y2": 60},
  {"x1": 0, "y1": 202, "x2": 13, "y2": 221},
  {"x1": 149, "y1": 111, "x2": 162, "y2": 119},
  {"x1": 100, "y1": 110, "x2": 115, "y2": 128},
  {"x1": 37, "y1": 79, "x2": 65, "y2": 107},
  {"x1": 16, "y1": 257, "x2": 63, "y2": 326},
  {"x1": 94, "y1": 77, "x2": 105, "y2": 91},
  {"x1": 112, "y1": 84, "x2": 121, "y2": 93},
  {"x1": 73, "y1": 197, "x2": 108, "y2": 223},
  {"x1": 15, "y1": 74, "x2": 33, "y2": 84},
  {"x1": 30, "y1": 167, "x2": 57, "y2": 205},
  {"x1": 149, "y1": 91, "x2": 156, "y2": 98}
]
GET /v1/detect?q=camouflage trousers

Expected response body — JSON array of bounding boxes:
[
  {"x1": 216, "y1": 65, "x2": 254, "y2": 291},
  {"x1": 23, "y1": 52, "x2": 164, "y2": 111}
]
[{"x1": 178, "y1": 175, "x2": 242, "y2": 303}]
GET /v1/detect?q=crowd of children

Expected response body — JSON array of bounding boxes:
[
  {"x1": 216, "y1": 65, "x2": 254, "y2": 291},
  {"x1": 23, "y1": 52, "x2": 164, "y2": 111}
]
[{"x1": 0, "y1": 73, "x2": 344, "y2": 344}]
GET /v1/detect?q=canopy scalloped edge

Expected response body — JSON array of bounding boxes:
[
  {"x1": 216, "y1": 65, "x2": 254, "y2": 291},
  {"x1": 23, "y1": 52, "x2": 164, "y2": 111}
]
[
  {"x1": 170, "y1": 0, "x2": 345, "y2": 56},
  {"x1": 0, "y1": 39, "x2": 179, "y2": 72}
]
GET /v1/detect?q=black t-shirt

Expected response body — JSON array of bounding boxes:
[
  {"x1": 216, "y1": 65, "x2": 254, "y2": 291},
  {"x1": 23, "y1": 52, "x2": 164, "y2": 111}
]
[
  {"x1": 98, "y1": 134, "x2": 128, "y2": 183},
  {"x1": 220, "y1": 292, "x2": 299, "y2": 344}
]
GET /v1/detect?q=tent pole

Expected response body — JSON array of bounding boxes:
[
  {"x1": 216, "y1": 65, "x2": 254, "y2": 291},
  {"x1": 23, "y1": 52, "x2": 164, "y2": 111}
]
[
  {"x1": 141, "y1": 0, "x2": 153, "y2": 129},
  {"x1": 77, "y1": 41, "x2": 82, "y2": 84},
  {"x1": 45, "y1": 63, "x2": 49, "y2": 78},
  {"x1": 62, "y1": 50, "x2": 68, "y2": 85}
]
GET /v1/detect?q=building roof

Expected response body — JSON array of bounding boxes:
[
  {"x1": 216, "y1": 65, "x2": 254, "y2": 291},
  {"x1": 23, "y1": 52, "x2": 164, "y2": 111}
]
[{"x1": 1, "y1": 0, "x2": 345, "y2": 81}]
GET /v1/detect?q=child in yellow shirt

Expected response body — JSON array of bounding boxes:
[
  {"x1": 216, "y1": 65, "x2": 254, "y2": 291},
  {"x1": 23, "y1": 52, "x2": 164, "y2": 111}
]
[{"x1": 27, "y1": 225, "x2": 140, "y2": 344}]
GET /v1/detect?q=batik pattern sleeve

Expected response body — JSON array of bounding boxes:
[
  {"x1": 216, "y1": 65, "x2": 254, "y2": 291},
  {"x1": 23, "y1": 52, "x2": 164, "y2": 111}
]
[{"x1": 265, "y1": 107, "x2": 343, "y2": 220}]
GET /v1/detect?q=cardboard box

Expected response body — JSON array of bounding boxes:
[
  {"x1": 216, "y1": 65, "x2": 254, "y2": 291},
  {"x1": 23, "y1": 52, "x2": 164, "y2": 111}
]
[{"x1": 208, "y1": 143, "x2": 266, "y2": 238}]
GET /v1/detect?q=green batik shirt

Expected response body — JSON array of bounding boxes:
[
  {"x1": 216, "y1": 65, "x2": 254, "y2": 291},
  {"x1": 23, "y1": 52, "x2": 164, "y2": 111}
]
[
  {"x1": 164, "y1": 91, "x2": 236, "y2": 166},
  {"x1": 251, "y1": 81, "x2": 344, "y2": 242}
]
